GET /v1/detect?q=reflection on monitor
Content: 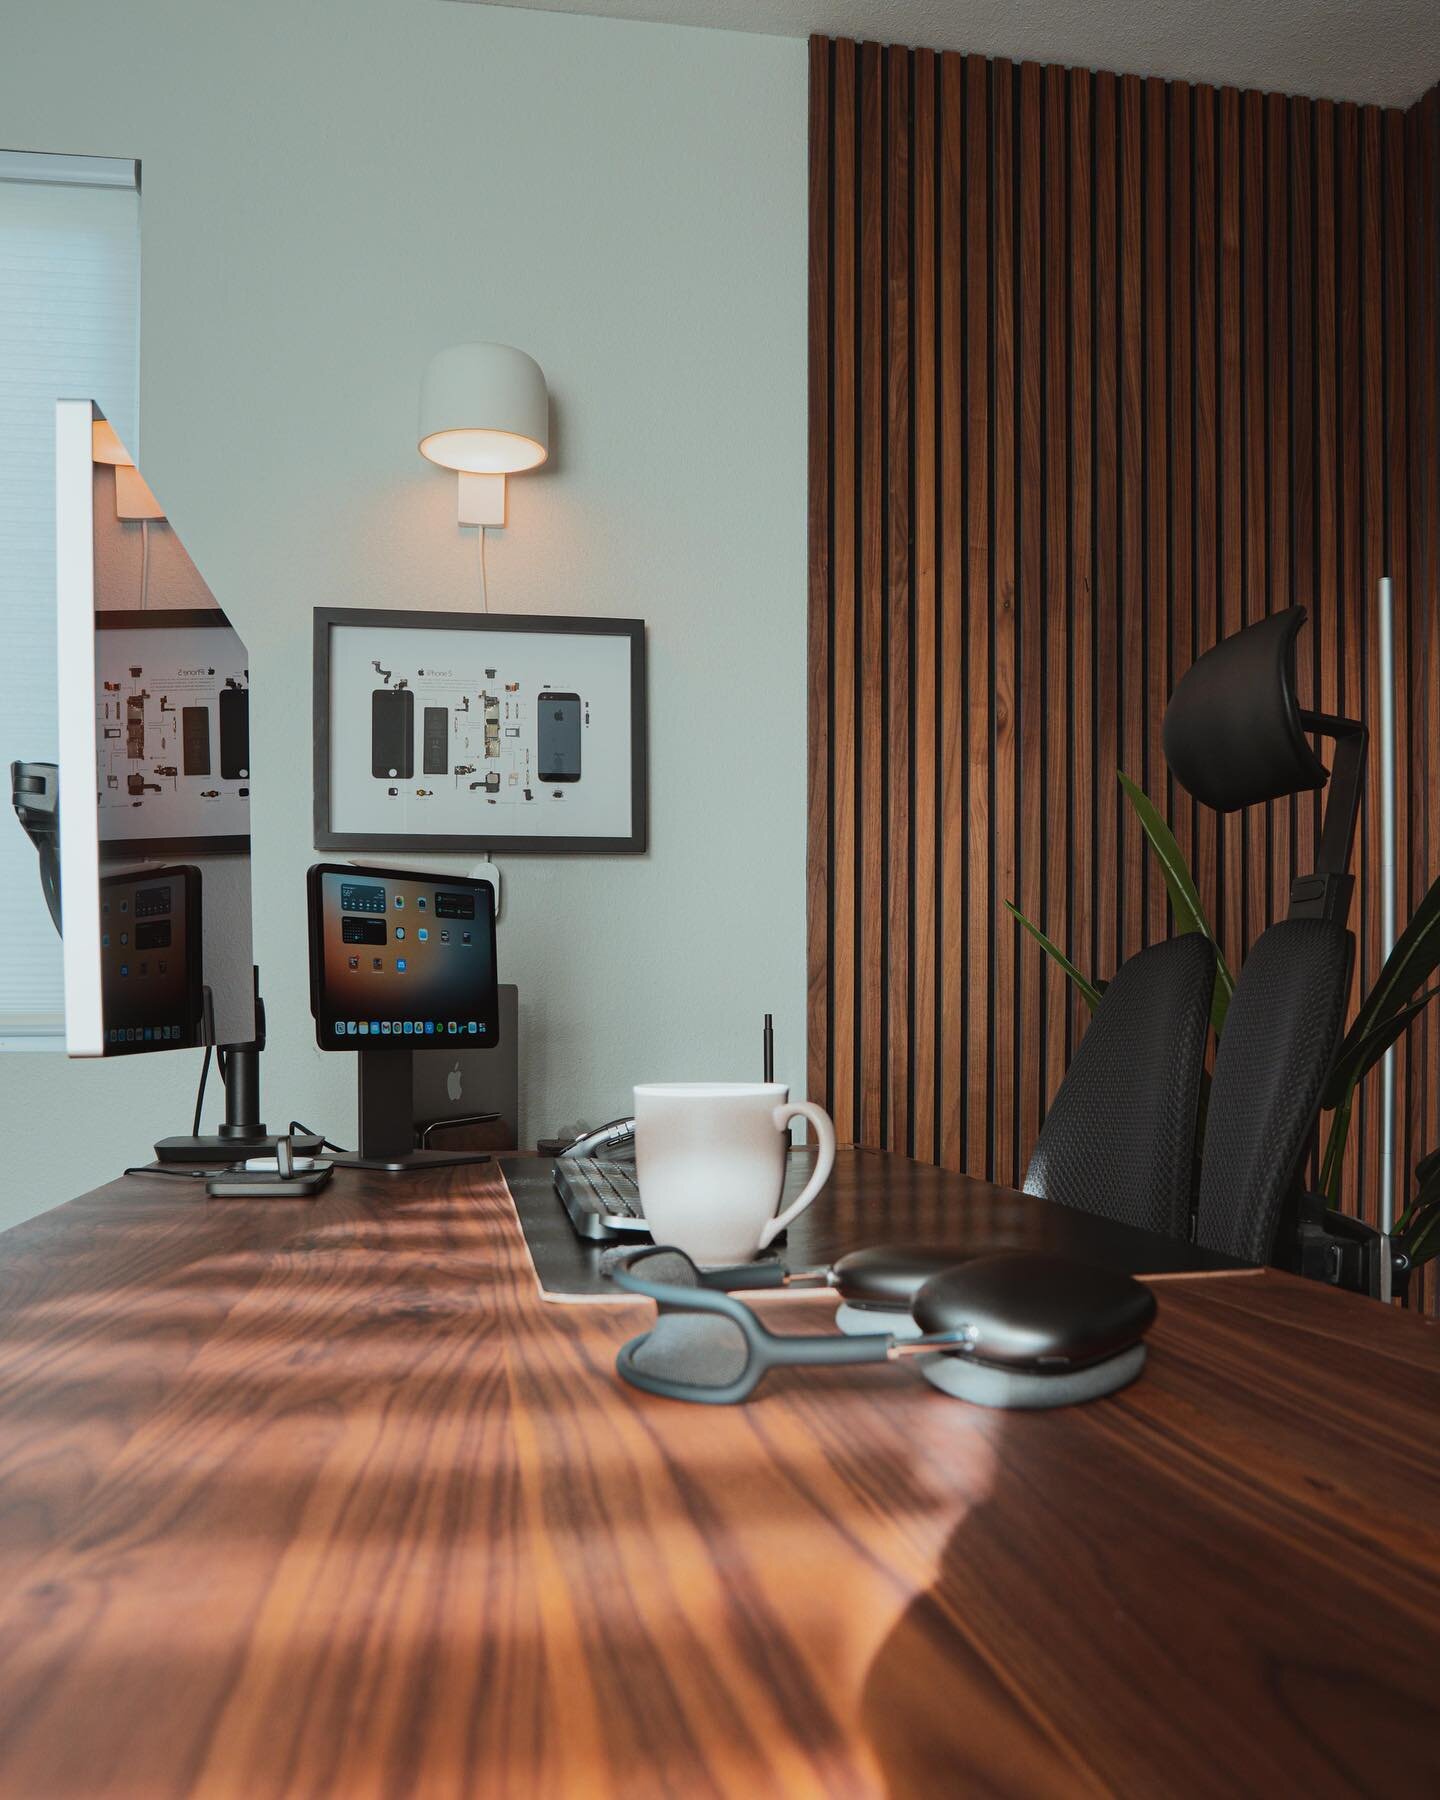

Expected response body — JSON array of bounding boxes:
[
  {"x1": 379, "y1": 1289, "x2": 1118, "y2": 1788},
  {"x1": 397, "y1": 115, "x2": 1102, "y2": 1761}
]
[
  {"x1": 307, "y1": 862, "x2": 499, "y2": 1050},
  {"x1": 98, "y1": 865, "x2": 204, "y2": 1052},
  {"x1": 54, "y1": 398, "x2": 257, "y2": 1055}
]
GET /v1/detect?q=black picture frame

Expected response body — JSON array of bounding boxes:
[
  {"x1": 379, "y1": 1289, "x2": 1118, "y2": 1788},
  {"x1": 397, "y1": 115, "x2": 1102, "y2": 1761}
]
[{"x1": 313, "y1": 607, "x2": 648, "y2": 855}]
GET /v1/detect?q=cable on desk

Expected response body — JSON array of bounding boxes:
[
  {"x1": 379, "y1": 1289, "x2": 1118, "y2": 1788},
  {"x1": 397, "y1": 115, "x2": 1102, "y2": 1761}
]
[
  {"x1": 123, "y1": 1165, "x2": 222, "y2": 1181},
  {"x1": 289, "y1": 1118, "x2": 352, "y2": 1155}
]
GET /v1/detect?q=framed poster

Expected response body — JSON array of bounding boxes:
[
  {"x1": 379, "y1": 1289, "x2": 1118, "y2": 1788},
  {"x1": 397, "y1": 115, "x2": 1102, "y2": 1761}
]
[
  {"x1": 313, "y1": 608, "x2": 647, "y2": 854},
  {"x1": 96, "y1": 610, "x2": 251, "y2": 858}
]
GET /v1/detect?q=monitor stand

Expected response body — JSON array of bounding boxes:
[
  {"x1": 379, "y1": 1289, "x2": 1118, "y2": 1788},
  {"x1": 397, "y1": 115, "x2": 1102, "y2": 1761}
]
[
  {"x1": 154, "y1": 977, "x2": 322, "y2": 1164},
  {"x1": 323, "y1": 1046, "x2": 492, "y2": 1174}
]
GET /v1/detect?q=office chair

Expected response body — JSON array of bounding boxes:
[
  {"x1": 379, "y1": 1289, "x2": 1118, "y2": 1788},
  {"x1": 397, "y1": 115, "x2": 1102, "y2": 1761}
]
[
  {"x1": 1023, "y1": 934, "x2": 1215, "y2": 1240},
  {"x1": 1163, "y1": 607, "x2": 1368, "y2": 1272}
]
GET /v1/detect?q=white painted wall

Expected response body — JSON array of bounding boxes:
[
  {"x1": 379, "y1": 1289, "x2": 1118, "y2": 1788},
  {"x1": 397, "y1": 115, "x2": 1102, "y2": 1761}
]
[{"x1": 0, "y1": 0, "x2": 807, "y2": 1223}]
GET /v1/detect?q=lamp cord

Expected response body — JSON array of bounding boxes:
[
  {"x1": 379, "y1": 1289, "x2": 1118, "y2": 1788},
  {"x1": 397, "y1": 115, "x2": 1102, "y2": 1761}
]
[
  {"x1": 476, "y1": 525, "x2": 488, "y2": 613},
  {"x1": 140, "y1": 518, "x2": 150, "y2": 610}
]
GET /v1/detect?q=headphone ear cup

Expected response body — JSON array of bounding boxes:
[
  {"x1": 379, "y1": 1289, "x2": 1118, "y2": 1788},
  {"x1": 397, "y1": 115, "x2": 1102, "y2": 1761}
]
[
  {"x1": 913, "y1": 1252, "x2": 1156, "y2": 1372},
  {"x1": 832, "y1": 1245, "x2": 972, "y2": 1337}
]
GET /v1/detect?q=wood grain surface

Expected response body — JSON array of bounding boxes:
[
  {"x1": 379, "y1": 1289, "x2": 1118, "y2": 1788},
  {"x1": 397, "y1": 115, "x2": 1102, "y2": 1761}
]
[
  {"x1": 0, "y1": 1160, "x2": 1437, "y2": 1798},
  {"x1": 809, "y1": 41, "x2": 1439, "y2": 1293}
]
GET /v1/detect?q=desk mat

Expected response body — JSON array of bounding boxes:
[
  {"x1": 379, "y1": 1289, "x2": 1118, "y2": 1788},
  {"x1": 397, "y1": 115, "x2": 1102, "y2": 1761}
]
[{"x1": 498, "y1": 1152, "x2": 1256, "y2": 1303}]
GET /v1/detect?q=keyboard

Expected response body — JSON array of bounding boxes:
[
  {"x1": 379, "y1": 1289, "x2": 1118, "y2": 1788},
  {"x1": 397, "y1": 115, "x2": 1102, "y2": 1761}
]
[{"x1": 552, "y1": 1158, "x2": 650, "y2": 1242}]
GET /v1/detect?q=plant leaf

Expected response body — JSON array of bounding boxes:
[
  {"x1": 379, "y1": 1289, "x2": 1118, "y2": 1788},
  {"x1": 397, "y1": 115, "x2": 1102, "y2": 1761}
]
[
  {"x1": 1345, "y1": 871, "x2": 1440, "y2": 1047},
  {"x1": 1318, "y1": 1096, "x2": 1354, "y2": 1208},
  {"x1": 1395, "y1": 1160, "x2": 1440, "y2": 1237},
  {"x1": 1004, "y1": 901, "x2": 1103, "y2": 1014},
  {"x1": 1320, "y1": 986, "x2": 1440, "y2": 1112},
  {"x1": 1117, "y1": 771, "x2": 1235, "y2": 1034},
  {"x1": 1401, "y1": 1204, "x2": 1440, "y2": 1269}
]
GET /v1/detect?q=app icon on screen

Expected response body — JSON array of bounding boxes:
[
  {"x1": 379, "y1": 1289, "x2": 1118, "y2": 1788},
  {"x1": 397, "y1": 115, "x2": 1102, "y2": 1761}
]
[{"x1": 396, "y1": 959, "x2": 406, "y2": 972}]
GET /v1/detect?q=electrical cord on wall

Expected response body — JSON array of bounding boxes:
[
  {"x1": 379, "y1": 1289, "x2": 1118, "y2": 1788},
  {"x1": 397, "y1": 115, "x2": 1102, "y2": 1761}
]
[
  {"x1": 476, "y1": 525, "x2": 488, "y2": 612},
  {"x1": 140, "y1": 518, "x2": 150, "y2": 610}
]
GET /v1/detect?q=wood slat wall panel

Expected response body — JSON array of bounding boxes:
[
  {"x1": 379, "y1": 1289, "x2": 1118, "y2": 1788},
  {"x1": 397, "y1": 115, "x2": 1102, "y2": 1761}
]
[
  {"x1": 810, "y1": 42, "x2": 1439, "y2": 1269},
  {"x1": 1407, "y1": 87, "x2": 1440, "y2": 1309}
]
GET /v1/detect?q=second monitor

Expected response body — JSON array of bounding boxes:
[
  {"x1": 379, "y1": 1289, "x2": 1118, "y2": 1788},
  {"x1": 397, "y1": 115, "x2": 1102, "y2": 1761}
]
[{"x1": 307, "y1": 861, "x2": 499, "y2": 1170}]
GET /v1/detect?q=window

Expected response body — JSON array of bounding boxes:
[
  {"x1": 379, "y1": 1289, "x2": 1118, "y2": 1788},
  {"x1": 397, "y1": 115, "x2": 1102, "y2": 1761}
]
[{"x1": 0, "y1": 150, "x2": 139, "y2": 1046}]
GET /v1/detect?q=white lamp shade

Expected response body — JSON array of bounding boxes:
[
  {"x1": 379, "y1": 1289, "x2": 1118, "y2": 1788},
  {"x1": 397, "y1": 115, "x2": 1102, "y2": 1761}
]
[{"x1": 418, "y1": 342, "x2": 549, "y2": 475}]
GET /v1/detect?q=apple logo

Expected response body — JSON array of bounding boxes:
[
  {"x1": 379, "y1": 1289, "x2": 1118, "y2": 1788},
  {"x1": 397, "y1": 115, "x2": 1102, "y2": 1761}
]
[{"x1": 446, "y1": 1060, "x2": 463, "y2": 1103}]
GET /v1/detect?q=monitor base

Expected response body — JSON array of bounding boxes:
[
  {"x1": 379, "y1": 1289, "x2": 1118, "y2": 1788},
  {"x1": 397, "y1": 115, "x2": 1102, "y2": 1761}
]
[
  {"x1": 155, "y1": 1131, "x2": 325, "y2": 1164},
  {"x1": 322, "y1": 1148, "x2": 492, "y2": 1175}
]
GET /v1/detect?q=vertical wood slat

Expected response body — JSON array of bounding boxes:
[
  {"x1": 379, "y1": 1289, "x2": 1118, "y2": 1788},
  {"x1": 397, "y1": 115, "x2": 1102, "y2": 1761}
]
[
  {"x1": 1093, "y1": 71, "x2": 1120, "y2": 985},
  {"x1": 1241, "y1": 88, "x2": 1269, "y2": 958},
  {"x1": 1042, "y1": 63, "x2": 1070, "y2": 1100},
  {"x1": 1219, "y1": 85, "x2": 1245, "y2": 979},
  {"x1": 991, "y1": 58, "x2": 1017, "y2": 1187},
  {"x1": 858, "y1": 43, "x2": 884, "y2": 1151},
  {"x1": 938, "y1": 51, "x2": 966, "y2": 1173},
  {"x1": 910, "y1": 51, "x2": 938, "y2": 1168},
  {"x1": 885, "y1": 45, "x2": 912, "y2": 1161},
  {"x1": 1118, "y1": 73, "x2": 1145, "y2": 965},
  {"x1": 1169, "y1": 81, "x2": 1196, "y2": 908},
  {"x1": 1144, "y1": 77, "x2": 1171, "y2": 944},
  {"x1": 963, "y1": 53, "x2": 991, "y2": 1179},
  {"x1": 1069, "y1": 70, "x2": 1094, "y2": 1034},
  {"x1": 1193, "y1": 86, "x2": 1220, "y2": 949},
  {"x1": 1018, "y1": 60, "x2": 1045, "y2": 1162},
  {"x1": 810, "y1": 41, "x2": 1436, "y2": 1303}
]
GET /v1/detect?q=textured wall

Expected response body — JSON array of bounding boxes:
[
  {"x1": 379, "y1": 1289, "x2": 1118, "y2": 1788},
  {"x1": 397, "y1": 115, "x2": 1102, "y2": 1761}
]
[{"x1": 809, "y1": 38, "x2": 1437, "y2": 1256}]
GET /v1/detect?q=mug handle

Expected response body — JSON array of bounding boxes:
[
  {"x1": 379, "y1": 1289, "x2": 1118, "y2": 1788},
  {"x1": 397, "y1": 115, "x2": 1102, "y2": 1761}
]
[{"x1": 757, "y1": 1102, "x2": 837, "y2": 1250}]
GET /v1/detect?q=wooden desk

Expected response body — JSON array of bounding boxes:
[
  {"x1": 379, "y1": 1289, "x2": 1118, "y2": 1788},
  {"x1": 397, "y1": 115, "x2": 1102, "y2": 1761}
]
[{"x1": 0, "y1": 1152, "x2": 1435, "y2": 1797}]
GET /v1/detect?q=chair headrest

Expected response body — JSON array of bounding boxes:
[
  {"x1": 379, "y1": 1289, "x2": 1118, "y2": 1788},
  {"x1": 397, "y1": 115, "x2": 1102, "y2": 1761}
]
[{"x1": 1162, "y1": 608, "x2": 1328, "y2": 813}]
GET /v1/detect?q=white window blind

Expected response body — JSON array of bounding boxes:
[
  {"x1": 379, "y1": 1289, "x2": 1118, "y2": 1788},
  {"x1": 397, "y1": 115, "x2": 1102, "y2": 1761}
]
[{"x1": 0, "y1": 151, "x2": 139, "y2": 1045}]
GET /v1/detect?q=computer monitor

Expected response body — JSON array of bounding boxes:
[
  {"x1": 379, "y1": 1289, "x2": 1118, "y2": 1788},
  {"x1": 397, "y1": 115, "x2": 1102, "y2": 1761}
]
[
  {"x1": 10, "y1": 398, "x2": 300, "y2": 1159},
  {"x1": 307, "y1": 861, "x2": 499, "y2": 1170}
]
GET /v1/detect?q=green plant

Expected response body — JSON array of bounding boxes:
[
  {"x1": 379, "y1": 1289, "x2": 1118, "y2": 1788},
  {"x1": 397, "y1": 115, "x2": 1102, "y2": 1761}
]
[
  {"x1": 1011, "y1": 771, "x2": 1440, "y2": 1266},
  {"x1": 1395, "y1": 1154, "x2": 1440, "y2": 1269}
]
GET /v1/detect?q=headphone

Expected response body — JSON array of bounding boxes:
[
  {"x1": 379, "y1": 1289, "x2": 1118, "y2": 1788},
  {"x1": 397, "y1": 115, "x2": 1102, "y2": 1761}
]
[{"x1": 607, "y1": 1245, "x2": 1157, "y2": 1410}]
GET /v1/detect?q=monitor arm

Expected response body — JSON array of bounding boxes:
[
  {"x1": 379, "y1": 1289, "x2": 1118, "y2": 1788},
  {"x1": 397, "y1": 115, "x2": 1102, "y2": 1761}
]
[{"x1": 10, "y1": 760, "x2": 62, "y2": 935}]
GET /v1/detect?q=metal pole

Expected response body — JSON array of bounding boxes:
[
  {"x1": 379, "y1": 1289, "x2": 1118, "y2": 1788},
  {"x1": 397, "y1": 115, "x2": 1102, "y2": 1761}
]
[{"x1": 1378, "y1": 577, "x2": 1397, "y2": 1235}]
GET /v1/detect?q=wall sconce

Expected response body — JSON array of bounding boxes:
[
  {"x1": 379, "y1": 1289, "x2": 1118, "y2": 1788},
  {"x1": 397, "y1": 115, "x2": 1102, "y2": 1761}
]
[
  {"x1": 91, "y1": 416, "x2": 163, "y2": 520},
  {"x1": 418, "y1": 342, "x2": 549, "y2": 528}
]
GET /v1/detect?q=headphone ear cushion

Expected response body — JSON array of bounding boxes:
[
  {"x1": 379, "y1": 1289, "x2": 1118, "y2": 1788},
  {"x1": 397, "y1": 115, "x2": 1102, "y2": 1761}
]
[
  {"x1": 918, "y1": 1341, "x2": 1148, "y2": 1409},
  {"x1": 913, "y1": 1252, "x2": 1156, "y2": 1372}
]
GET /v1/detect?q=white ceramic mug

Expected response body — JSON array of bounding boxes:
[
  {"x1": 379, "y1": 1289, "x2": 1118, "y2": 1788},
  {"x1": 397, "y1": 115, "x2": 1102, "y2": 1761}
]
[{"x1": 633, "y1": 1081, "x2": 837, "y2": 1265}]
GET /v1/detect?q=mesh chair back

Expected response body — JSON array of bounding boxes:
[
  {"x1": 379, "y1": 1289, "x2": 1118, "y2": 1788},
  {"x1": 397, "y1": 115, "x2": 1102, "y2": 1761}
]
[
  {"x1": 1196, "y1": 918, "x2": 1352, "y2": 1263},
  {"x1": 1024, "y1": 933, "x2": 1215, "y2": 1240}
]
